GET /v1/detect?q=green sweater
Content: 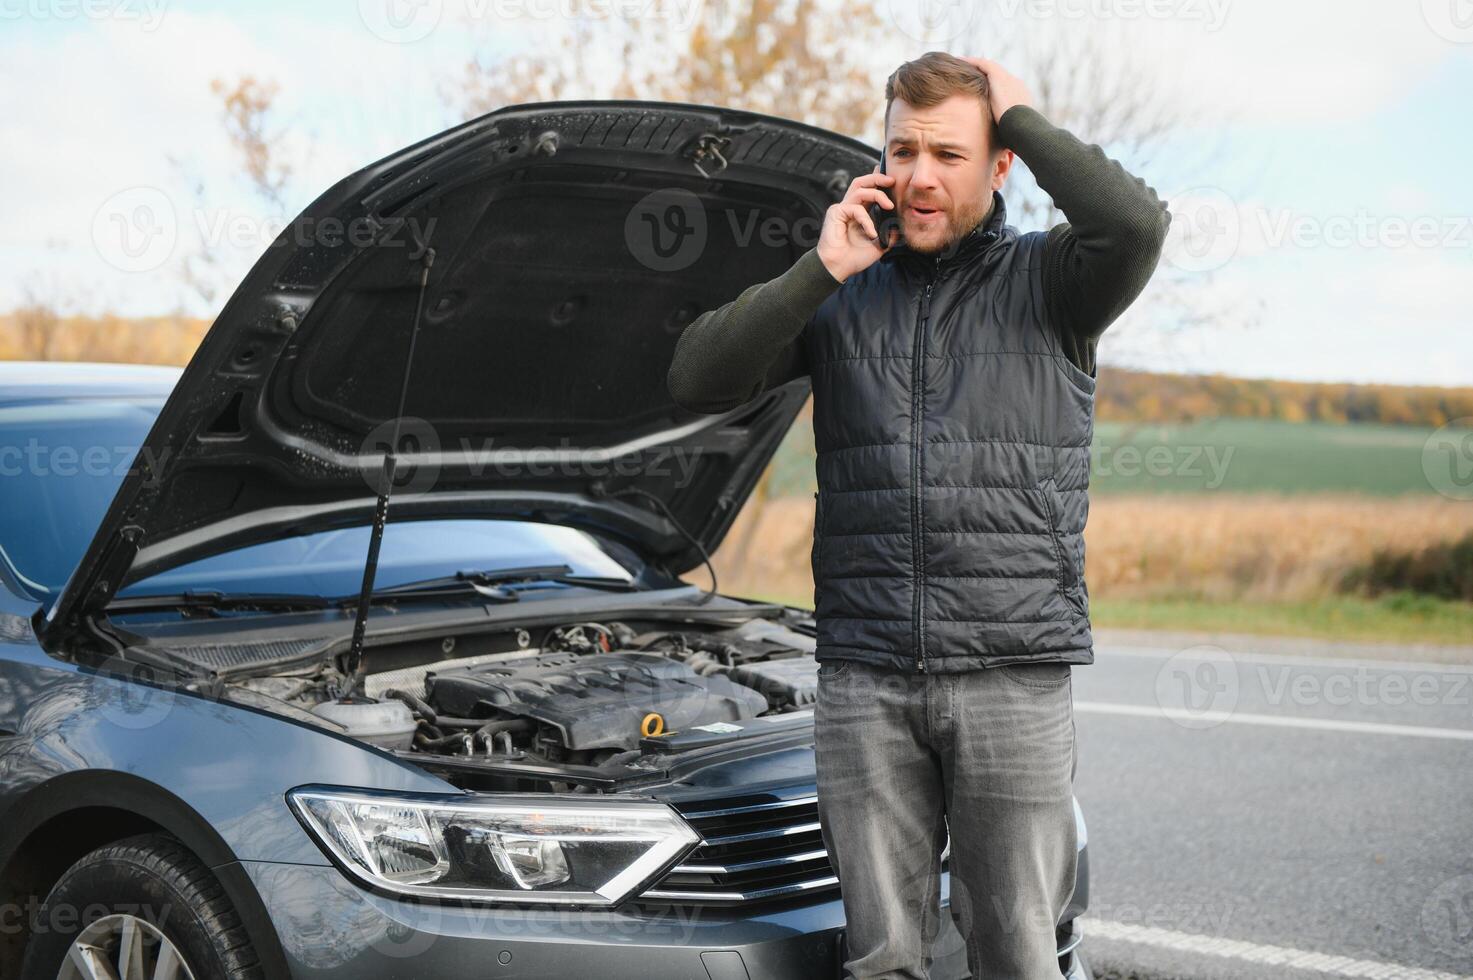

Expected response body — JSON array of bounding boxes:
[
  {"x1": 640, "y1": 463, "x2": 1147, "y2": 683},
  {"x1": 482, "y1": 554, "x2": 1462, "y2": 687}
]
[{"x1": 666, "y1": 105, "x2": 1169, "y2": 414}]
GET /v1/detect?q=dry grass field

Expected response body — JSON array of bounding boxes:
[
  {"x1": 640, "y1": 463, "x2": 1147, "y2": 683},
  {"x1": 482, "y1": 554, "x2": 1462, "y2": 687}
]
[
  {"x1": 706, "y1": 492, "x2": 1473, "y2": 609},
  {"x1": 0, "y1": 315, "x2": 209, "y2": 366}
]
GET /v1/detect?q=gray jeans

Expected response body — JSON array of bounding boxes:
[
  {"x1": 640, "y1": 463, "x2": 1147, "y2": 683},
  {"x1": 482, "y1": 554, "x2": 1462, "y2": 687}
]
[{"x1": 814, "y1": 659, "x2": 1078, "y2": 980}]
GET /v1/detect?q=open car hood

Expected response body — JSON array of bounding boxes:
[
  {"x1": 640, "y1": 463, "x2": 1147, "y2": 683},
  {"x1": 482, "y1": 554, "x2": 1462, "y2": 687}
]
[{"x1": 43, "y1": 100, "x2": 877, "y2": 641}]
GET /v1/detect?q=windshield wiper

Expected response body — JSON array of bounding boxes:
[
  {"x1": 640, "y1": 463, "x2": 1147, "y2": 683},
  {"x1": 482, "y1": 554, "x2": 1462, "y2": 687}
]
[
  {"x1": 108, "y1": 590, "x2": 330, "y2": 614},
  {"x1": 349, "y1": 563, "x2": 638, "y2": 606},
  {"x1": 458, "y1": 564, "x2": 640, "y2": 592},
  {"x1": 109, "y1": 565, "x2": 638, "y2": 617}
]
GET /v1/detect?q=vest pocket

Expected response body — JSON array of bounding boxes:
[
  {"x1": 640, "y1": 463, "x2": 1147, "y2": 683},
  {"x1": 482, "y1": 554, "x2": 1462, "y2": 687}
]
[
  {"x1": 811, "y1": 491, "x2": 827, "y2": 610},
  {"x1": 1040, "y1": 478, "x2": 1087, "y2": 619}
]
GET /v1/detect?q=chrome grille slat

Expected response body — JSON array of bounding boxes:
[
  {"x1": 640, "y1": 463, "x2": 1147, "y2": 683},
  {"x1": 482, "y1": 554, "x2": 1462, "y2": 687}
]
[
  {"x1": 673, "y1": 847, "x2": 829, "y2": 875},
  {"x1": 698, "y1": 819, "x2": 822, "y2": 847},
  {"x1": 641, "y1": 874, "x2": 840, "y2": 903},
  {"x1": 639, "y1": 794, "x2": 838, "y2": 906},
  {"x1": 680, "y1": 795, "x2": 820, "y2": 819}
]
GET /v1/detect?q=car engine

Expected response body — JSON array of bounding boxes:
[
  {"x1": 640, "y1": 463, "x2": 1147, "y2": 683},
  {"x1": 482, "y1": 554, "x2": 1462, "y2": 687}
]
[{"x1": 222, "y1": 614, "x2": 821, "y2": 781}]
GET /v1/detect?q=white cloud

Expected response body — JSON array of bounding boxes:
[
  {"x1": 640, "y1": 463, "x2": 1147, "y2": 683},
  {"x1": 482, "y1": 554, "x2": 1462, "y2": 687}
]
[
  {"x1": 0, "y1": 9, "x2": 500, "y2": 314},
  {"x1": 1106, "y1": 241, "x2": 1473, "y2": 386}
]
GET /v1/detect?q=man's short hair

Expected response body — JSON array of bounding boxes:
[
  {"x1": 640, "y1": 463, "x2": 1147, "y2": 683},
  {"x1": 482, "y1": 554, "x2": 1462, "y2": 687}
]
[{"x1": 884, "y1": 51, "x2": 1000, "y2": 154}]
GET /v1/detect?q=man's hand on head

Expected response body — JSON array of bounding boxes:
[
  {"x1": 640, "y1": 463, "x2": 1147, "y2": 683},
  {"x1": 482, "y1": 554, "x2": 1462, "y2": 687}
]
[{"x1": 959, "y1": 57, "x2": 1033, "y2": 124}]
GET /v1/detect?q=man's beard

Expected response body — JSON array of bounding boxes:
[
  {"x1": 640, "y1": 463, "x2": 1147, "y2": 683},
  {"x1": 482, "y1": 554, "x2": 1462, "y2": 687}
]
[{"x1": 902, "y1": 192, "x2": 993, "y2": 256}]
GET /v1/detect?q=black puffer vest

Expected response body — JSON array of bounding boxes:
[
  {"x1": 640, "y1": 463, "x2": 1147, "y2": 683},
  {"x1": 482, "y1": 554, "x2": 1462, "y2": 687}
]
[{"x1": 806, "y1": 192, "x2": 1095, "y2": 673}]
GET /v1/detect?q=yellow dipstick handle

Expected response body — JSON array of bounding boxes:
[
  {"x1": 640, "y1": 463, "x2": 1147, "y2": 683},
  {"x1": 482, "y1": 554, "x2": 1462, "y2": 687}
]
[{"x1": 641, "y1": 712, "x2": 665, "y2": 737}]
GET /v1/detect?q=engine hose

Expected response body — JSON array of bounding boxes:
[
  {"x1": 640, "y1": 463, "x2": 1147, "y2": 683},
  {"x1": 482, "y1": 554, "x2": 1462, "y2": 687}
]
[
  {"x1": 685, "y1": 652, "x2": 725, "y2": 675},
  {"x1": 385, "y1": 688, "x2": 438, "y2": 722},
  {"x1": 690, "y1": 639, "x2": 740, "y2": 665},
  {"x1": 474, "y1": 718, "x2": 536, "y2": 736},
  {"x1": 414, "y1": 731, "x2": 475, "y2": 752}
]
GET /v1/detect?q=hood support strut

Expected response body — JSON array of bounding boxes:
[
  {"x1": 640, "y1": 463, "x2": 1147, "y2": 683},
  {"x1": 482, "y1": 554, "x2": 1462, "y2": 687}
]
[{"x1": 340, "y1": 246, "x2": 437, "y2": 696}]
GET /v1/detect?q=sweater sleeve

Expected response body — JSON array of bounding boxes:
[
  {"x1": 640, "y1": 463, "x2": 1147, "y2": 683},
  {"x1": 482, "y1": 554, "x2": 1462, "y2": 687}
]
[
  {"x1": 996, "y1": 105, "x2": 1171, "y2": 376},
  {"x1": 665, "y1": 247, "x2": 842, "y2": 414}
]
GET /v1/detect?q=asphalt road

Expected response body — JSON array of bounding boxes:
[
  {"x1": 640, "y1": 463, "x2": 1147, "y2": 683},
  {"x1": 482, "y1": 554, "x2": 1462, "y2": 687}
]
[{"x1": 1070, "y1": 638, "x2": 1473, "y2": 980}]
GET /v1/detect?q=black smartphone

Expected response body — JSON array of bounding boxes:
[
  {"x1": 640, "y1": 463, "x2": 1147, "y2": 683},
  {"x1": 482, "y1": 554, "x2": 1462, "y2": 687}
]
[{"x1": 868, "y1": 149, "x2": 901, "y2": 249}]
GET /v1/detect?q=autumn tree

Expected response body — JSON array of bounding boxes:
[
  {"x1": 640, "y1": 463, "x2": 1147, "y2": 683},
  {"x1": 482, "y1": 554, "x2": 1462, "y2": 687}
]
[
  {"x1": 171, "y1": 75, "x2": 295, "y2": 313},
  {"x1": 210, "y1": 76, "x2": 292, "y2": 210},
  {"x1": 446, "y1": 0, "x2": 889, "y2": 137}
]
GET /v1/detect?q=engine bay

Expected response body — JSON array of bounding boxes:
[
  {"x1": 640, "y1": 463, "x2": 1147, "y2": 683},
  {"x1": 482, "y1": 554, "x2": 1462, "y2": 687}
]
[{"x1": 217, "y1": 612, "x2": 821, "y2": 791}]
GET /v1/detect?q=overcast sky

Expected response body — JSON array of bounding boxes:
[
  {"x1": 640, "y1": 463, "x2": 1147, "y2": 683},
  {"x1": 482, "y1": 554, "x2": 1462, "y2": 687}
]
[{"x1": 2, "y1": 0, "x2": 1469, "y2": 386}]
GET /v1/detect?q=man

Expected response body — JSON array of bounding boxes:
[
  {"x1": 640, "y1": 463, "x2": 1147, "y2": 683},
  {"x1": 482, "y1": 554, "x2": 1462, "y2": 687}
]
[{"x1": 666, "y1": 52, "x2": 1168, "y2": 979}]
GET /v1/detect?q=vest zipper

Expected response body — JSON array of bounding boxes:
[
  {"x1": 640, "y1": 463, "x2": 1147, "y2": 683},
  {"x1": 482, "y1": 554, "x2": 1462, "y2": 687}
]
[{"x1": 910, "y1": 258, "x2": 939, "y2": 672}]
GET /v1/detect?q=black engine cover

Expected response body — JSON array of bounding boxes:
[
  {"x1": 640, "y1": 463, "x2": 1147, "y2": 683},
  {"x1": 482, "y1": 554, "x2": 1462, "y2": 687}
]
[{"x1": 424, "y1": 652, "x2": 769, "y2": 751}]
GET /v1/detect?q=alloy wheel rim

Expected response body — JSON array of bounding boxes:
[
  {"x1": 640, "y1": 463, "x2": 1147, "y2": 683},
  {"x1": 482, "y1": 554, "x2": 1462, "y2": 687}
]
[{"x1": 58, "y1": 913, "x2": 197, "y2": 980}]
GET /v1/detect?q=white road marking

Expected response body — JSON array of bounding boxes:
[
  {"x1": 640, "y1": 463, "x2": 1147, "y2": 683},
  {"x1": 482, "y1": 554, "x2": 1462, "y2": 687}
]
[
  {"x1": 1074, "y1": 700, "x2": 1473, "y2": 741},
  {"x1": 1098, "y1": 644, "x2": 1473, "y2": 675},
  {"x1": 1085, "y1": 919, "x2": 1473, "y2": 980}
]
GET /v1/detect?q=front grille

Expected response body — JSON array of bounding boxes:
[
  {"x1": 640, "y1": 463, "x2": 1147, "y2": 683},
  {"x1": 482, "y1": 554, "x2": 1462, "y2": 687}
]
[{"x1": 638, "y1": 794, "x2": 839, "y2": 906}]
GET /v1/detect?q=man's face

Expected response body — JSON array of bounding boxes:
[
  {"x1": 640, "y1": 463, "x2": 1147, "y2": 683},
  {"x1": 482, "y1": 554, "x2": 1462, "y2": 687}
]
[{"x1": 885, "y1": 93, "x2": 1012, "y2": 254}]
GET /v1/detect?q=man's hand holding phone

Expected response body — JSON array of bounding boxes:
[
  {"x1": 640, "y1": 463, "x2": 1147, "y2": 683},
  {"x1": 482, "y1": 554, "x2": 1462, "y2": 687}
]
[{"x1": 816, "y1": 164, "x2": 899, "y2": 283}]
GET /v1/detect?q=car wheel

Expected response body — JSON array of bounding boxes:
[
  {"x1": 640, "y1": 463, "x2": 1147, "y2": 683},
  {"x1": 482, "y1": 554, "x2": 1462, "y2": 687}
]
[{"x1": 22, "y1": 833, "x2": 263, "y2": 980}]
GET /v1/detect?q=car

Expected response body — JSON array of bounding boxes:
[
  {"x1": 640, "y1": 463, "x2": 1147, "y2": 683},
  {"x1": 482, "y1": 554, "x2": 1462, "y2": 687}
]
[{"x1": 0, "y1": 100, "x2": 1091, "y2": 980}]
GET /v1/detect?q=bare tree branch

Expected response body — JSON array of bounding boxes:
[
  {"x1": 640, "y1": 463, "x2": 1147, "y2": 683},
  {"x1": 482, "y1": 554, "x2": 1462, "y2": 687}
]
[{"x1": 210, "y1": 75, "x2": 292, "y2": 210}]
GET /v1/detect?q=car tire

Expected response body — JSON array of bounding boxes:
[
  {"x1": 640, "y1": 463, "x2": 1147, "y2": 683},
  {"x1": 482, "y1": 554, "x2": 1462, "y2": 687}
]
[{"x1": 22, "y1": 833, "x2": 264, "y2": 980}]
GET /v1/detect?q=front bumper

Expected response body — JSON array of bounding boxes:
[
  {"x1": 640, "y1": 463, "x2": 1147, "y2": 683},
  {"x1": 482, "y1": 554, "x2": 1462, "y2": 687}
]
[{"x1": 240, "y1": 862, "x2": 1086, "y2": 980}]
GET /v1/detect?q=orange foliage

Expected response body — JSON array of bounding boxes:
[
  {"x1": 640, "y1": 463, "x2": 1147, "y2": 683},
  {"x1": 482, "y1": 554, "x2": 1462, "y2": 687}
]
[{"x1": 1096, "y1": 366, "x2": 1473, "y2": 428}]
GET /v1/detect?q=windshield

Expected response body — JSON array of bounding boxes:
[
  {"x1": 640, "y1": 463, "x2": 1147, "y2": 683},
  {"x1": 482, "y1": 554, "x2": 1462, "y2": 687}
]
[
  {"x1": 118, "y1": 520, "x2": 633, "y2": 599},
  {"x1": 0, "y1": 394, "x2": 635, "y2": 600},
  {"x1": 0, "y1": 395, "x2": 164, "y2": 596}
]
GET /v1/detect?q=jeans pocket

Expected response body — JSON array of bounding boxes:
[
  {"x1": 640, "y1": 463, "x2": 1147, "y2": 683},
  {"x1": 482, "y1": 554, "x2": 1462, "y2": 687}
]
[
  {"x1": 996, "y1": 661, "x2": 1071, "y2": 689},
  {"x1": 817, "y1": 660, "x2": 851, "y2": 679}
]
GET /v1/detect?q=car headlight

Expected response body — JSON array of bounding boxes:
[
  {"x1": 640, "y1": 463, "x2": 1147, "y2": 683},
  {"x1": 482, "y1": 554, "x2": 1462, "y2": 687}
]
[{"x1": 287, "y1": 787, "x2": 700, "y2": 906}]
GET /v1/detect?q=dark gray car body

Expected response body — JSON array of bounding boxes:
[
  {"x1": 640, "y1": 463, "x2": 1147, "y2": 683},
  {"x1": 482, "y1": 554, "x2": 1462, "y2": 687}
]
[{"x1": 0, "y1": 576, "x2": 1089, "y2": 977}]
